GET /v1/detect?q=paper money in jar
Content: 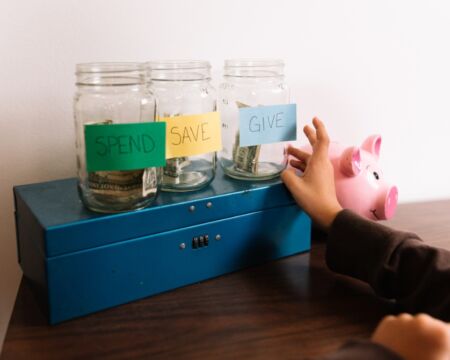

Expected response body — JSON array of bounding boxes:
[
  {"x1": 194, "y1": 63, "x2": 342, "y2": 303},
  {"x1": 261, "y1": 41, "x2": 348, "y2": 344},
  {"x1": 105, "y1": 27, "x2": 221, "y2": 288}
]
[
  {"x1": 232, "y1": 102, "x2": 261, "y2": 174},
  {"x1": 164, "y1": 157, "x2": 190, "y2": 178}
]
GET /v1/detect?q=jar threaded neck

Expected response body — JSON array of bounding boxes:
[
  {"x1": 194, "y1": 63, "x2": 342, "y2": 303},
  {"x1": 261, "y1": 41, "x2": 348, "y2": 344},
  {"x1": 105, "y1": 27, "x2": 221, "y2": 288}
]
[
  {"x1": 76, "y1": 62, "x2": 145, "y2": 86},
  {"x1": 224, "y1": 59, "x2": 284, "y2": 78},
  {"x1": 148, "y1": 60, "x2": 211, "y2": 81}
]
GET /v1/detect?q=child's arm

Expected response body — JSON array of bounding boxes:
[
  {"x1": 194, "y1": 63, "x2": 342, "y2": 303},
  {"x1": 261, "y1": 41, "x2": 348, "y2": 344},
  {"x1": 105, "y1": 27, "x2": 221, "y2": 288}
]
[
  {"x1": 321, "y1": 313, "x2": 450, "y2": 360},
  {"x1": 281, "y1": 118, "x2": 450, "y2": 320},
  {"x1": 320, "y1": 340, "x2": 402, "y2": 359},
  {"x1": 327, "y1": 208, "x2": 450, "y2": 319}
]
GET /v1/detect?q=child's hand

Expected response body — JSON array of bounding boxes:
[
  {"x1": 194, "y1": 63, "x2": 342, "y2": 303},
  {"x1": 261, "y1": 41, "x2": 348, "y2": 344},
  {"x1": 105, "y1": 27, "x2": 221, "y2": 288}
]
[
  {"x1": 281, "y1": 117, "x2": 342, "y2": 230},
  {"x1": 372, "y1": 313, "x2": 450, "y2": 360}
]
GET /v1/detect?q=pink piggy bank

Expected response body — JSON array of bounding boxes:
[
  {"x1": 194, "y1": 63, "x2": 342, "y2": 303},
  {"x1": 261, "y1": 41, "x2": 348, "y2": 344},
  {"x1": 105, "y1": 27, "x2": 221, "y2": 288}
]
[
  {"x1": 328, "y1": 135, "x2": 398, "y2": 220},
  {"x1": 300, "y1": 135, "x2": 398, "y2": 220}
]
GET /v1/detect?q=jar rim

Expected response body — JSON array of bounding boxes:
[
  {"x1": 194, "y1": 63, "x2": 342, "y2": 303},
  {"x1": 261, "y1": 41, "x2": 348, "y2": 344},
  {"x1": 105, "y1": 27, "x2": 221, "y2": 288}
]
[
  {"x1": 147, "y1": 60, "x2": 211, "y2": 71},
  {"x1": 76, "y1": 62, "x2": 145, "y2": 74},
  {"x1": 223, "y1": 59, "x2": 284, "y2": 78},
  {"x1": 224, "y1": 59, "x2": 284, "y2": 68}
]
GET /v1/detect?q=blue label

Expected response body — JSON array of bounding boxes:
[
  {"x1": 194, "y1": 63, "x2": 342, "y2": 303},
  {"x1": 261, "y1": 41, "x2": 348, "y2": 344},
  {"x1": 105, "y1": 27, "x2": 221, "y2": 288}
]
[{"x1": 239, "y1": 104, "x2": 297, "y2": 146}]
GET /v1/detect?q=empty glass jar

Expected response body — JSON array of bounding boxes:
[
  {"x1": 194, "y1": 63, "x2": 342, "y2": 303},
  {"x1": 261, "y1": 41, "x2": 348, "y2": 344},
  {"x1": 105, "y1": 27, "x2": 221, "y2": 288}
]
[
  {"x1": 74, "y1": 62, "x2": 161, "y2": 213},
  {"x1": 218, "y1": 59, "x2": 290, "y2": 180},
  {"x1": 148, "y1": 60, "x2": 217, "y2": 192}
]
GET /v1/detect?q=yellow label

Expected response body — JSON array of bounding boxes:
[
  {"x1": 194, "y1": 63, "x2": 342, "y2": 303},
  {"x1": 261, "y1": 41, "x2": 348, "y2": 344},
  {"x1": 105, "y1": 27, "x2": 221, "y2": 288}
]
[{"x1": 160, "y1": 112, "x2": 222, "y2": 159}]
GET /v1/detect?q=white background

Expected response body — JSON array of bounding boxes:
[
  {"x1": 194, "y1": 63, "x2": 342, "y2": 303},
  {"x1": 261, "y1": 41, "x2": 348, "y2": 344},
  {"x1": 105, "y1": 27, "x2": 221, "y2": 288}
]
[{"x1": 1, "y1": 0, "x2": 450, "y2": 349}]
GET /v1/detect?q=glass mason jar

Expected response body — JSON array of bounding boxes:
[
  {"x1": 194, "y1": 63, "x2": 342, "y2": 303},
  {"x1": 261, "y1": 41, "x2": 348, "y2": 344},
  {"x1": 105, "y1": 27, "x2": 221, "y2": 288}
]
[
  {"x1": 218, "y1": 59, "x2": 290, "y2": 180},
  {"x1": 148, "y1": 60, "x2": 217, "y2": 192},
  {"x1": 74, "y1": 63, "x2": 161, "y2": 213}
]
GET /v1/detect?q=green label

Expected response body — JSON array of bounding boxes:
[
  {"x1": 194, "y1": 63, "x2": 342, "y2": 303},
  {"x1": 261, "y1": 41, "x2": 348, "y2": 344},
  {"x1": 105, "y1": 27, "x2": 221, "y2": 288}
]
[{"x1": 85, "y1": 122, "x2": 166, "y2": 172}]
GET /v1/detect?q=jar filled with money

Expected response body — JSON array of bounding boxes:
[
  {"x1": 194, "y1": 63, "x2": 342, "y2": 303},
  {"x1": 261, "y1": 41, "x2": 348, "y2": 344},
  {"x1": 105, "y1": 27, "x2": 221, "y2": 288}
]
[
  {"x1": 218, "y1": 59, "x2": 295, "y2": 180},
  {"x1": 148, "y1": 60, "x2": 219, "y2": 192},
  {"x1": 74, "y1": 63, "x2": 163, "y2": 213}
]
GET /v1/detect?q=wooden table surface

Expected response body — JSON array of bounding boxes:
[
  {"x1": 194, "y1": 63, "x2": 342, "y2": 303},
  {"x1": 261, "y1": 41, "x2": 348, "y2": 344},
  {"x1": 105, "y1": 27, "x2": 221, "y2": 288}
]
[{"x1": 2, "y1": 200, "x2": 450, "y2": 359}]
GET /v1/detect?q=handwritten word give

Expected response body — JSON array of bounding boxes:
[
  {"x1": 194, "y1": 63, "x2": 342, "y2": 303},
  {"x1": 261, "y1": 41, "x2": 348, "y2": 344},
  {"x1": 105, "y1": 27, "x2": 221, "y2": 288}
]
[
  {"x1": 249, "y1": 112, "x2": 284, "y2": 133},
  {"x1": 239, "y1": 104, "x2": 297, "y2": 147}
]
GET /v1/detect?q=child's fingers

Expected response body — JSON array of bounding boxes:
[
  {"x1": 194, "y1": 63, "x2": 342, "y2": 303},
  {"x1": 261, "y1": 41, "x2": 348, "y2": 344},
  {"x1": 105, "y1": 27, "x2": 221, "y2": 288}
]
[
  {"x1": 287, "y1": 146, "x2": 311, "y2": 163},
  {"x1": 289, "y1": 159, "x2": 306, "y2": 171},
  {"x1": 312, "y1": 117, "x2": 330, "y2": 156},
  {"x1": 313, "y1": 117, "x2": 330, "y2": 143},
  {"x1": 304, "y1": 125, "x2": 317, "y2": 146},
  {"x1": 281, "y1": 168, "x2": 303, "y2": 197}
]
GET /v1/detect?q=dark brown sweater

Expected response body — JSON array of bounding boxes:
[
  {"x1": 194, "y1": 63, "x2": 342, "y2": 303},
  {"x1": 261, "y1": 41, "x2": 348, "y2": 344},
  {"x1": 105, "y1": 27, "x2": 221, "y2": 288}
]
[{"x1": 321, "y1": 209, "x2": 450, "y2": 359}]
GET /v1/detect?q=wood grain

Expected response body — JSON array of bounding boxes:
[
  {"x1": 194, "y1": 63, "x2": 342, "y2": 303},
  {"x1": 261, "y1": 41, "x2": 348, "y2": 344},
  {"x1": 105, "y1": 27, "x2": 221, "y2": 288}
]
[{"x1": 2, "y1": 200, "x2": 449, "y2": 360}]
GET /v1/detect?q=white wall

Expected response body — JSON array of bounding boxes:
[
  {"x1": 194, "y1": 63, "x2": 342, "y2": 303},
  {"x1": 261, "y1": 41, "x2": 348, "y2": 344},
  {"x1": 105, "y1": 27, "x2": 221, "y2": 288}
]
[{"x1": 1, "y1": 0, "x2": 450, "y2": 349}]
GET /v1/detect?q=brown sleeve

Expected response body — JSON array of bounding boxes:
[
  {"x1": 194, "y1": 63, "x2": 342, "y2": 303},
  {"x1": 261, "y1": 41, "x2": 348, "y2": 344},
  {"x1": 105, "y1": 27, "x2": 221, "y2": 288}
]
[
  {"x1": 320, "y1": 340, "x2": 403, "y2": 360},
  {"x1": 326, "y1": 210, "x2": 450, "y2": 320}
]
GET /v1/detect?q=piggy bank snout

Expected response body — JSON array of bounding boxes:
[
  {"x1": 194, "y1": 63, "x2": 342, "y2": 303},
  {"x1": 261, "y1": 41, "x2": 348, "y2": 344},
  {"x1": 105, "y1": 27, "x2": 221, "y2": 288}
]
[{"x1": 376, "y1": 186, "x2": 398, "y2": 220}]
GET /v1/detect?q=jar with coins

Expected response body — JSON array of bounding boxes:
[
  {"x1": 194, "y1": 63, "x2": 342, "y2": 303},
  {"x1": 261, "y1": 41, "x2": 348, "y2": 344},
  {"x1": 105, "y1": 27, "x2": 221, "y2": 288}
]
[
  {"x1": 218, "y1": 59, "x2": 295, "y2": 180},
  {"x1": 74, "y1": 63, "x2": 163, "y2": 213},
  {"x1": 148, "y1": 60, "x2": 220, "y2": 192}
]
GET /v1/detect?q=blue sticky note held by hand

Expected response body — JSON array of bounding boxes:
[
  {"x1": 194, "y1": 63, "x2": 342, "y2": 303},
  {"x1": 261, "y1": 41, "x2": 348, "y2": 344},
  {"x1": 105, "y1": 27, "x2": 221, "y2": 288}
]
[{"x1": 239, "y1": 104, "x2": 297, "y2": 146}]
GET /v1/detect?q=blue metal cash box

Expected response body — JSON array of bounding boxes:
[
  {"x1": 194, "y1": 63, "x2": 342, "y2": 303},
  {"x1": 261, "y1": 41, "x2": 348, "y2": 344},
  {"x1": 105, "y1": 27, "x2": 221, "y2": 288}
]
[{"x1": 14, "y1": 169, "x2": 311, "y2": 324}]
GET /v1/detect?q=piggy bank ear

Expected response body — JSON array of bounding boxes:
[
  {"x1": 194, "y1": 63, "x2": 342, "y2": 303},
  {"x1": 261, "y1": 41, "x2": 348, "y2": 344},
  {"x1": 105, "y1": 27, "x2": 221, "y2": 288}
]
[
  {"x1": 361, "y1": 135, "x2": 382, "y2": 159},
  {"x1": 340, "y1": 146, "x2": 361, "y2": 177}
]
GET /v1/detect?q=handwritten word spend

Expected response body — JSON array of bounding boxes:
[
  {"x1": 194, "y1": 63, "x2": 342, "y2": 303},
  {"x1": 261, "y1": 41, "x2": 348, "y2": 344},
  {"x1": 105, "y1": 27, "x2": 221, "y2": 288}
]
[
  {"x1": 94, "y1": 134, "x2": 155, "y2": 156},
  {"x1": 85, "y1": 122, "x2": 166, "y2": 172}
]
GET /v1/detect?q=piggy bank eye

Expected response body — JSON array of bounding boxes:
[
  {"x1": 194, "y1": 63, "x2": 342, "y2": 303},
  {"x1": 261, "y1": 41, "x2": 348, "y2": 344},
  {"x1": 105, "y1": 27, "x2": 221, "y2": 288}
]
[{"x1": 373, "y1": 171, "x2": 380, "y2": 180}]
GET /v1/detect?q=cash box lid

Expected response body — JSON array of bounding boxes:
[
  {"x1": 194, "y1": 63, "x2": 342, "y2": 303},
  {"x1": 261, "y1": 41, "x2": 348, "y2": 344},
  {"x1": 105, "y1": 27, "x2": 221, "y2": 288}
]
[{"x1": 14, "y1": 169, "x2": 296, "y2": 257}]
